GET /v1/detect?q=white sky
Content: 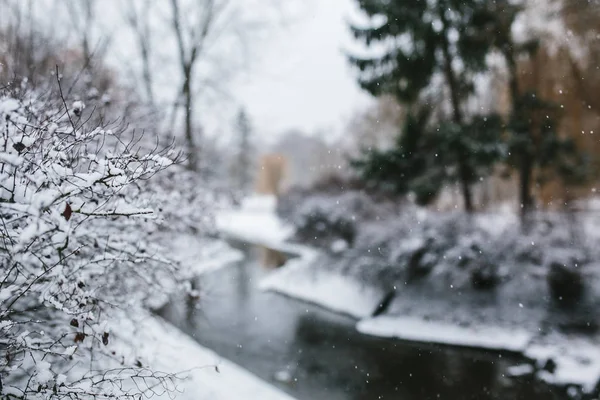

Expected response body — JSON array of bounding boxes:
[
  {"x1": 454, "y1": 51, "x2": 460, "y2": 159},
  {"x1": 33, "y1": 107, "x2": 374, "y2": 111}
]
[
  {"x1": 233, "y1": 0, "x2": 373, "y2": 144},
  {"x1": 22, "y1": 0, "x2": 373, "y2": 145}
]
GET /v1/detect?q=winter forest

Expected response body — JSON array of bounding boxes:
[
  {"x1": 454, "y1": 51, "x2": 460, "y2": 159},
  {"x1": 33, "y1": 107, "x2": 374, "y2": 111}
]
[{"x1": 2, "y1": 0, "x2": 600, "y2": 399}]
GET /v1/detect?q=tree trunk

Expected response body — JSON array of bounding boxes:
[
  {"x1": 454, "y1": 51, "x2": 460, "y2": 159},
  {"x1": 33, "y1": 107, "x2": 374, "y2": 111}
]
[
  {"x1": 519, "y1": 156, "x2": 533, "y2": 214},
  {"x1": 504, "y1": 48, "x2": 520, "y2": 106},
  {"x1": 439, "y1": 9, "x2": 473, "y2": 212},
  {"x1": 183, "y1": 67, "x2": 198, "y2": 171},
  {"x1": 140, "y1": 42, "x2": 154, "y2": 105},
  {"x1": 459, "y1": 167, "x2": 474, "y2": 212},
  {"x1": 503, "y1": 47, "x2": 534, "y2": 215}
]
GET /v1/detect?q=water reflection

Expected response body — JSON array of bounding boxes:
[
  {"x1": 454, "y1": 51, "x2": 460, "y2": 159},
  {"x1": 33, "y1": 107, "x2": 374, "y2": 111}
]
[
  {"x1": 158, "y1": 246, "x2": 569, "y2": 400},
  {"x1": 260, "y1": 246, "x2": 289, "y2": 268}
]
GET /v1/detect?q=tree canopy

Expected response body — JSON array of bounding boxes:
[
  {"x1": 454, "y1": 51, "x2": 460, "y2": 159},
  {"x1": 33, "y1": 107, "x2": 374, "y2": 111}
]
[{"x1": 348, "y1": 0, "x2": 505, "y2": 211}]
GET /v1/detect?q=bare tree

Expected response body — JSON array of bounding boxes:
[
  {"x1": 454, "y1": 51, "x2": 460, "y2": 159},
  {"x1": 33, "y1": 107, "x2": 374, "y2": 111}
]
[
  {"x1": 63, "y1": 0, "x2": 110, "y2": 69},
  {"x1": 123, "y1": 0, "x2": 155, "y2": 106},
  {"x1": 167, "y1": 0, "x2": 278, "y2": 171},
  {"x1": 169, "y1": 0, "x2": 219, "y2": 170}
]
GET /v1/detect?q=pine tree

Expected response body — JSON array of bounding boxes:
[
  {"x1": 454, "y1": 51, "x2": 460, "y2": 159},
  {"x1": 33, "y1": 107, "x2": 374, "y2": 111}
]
[
  {"x1": 352, "y1": 108, "x2": 434, "y2": 201},
  {"x1": 348, "y1": 0, "x2": 502, "y2": 211},
  {"x1": 353, "y1": 109, "x2": 504, "y2": 206}
]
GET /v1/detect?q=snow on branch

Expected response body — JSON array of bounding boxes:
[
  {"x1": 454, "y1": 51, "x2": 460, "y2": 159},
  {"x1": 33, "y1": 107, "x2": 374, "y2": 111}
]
[{"x1": 0, "y1": 73, "x2": 186, "y2": 399}]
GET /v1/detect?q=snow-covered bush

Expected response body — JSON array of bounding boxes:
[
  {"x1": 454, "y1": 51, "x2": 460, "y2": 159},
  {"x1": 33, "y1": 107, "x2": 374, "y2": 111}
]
[
  {"x1": 0, "y1": 77, "x2": 183, "y2": 398},
  {"x1": 294, "y1": 208, "x2": 357, "y2": 248},
  {"x1": 280, "y1": 189, "x2": 397, "y2": 249},
  {"x1": 470, "y1": 261, "x2": 501, "y2": 290},
  {"x1": 545, "y1": 249, "x2": 586, "y2": 307},
  {"x1": 143, "y1": 166, "x2": 218, "y2": 236}
]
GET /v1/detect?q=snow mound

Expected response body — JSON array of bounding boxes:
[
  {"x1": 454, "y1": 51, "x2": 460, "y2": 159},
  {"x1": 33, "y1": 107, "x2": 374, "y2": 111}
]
[
  {"x1": 507, "y1": 364, "x2": 534, "y2": 377},
  {"x1": 525, "y1": 339, "x2": 600, "y2": 394},
  {"x1": 240, "y1": 195, "x2": 278, "y2": 212},
  {"x1": 215, "y1": 195, "x2": 294, "y2": 248},
  {"x1": 357, "y1": 316, "x2": 533, "y2": 353},
  {"x1": 259, "y1": 249, "x2": 387, "y2": 319}
]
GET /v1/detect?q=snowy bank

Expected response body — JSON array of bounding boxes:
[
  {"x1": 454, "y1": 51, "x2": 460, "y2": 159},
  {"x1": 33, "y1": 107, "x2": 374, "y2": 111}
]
[
  {"x1": 215, "y1": 195, "x2": 294, "y2": 248},
  {"x1": 357, "y1": 316, "x2": 533, "y2": 352},
  {"x1": 525, "y1": 338, "x2": 600, "y2": 394},
  {"x1": 146, "y1": 235, "x2": 244, "y2": 310},
  {"x1": 259, "y1": 249, "x2": 387, "y2": 319},
  {"x1": 115, "y1": 311, "x2": 296, "y2": 400},
  {"x1": 217, "y1": 195, "x2": 387, "y2": 318}
]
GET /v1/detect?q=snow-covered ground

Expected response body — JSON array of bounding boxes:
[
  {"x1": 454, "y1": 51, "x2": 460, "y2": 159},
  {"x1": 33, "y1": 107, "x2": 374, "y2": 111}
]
[
  {"x1": 167, "y1": 234, "x2": 245, "y2": 276},
  {"x1": 525, "y1": 337, "x2": 600, "y2": 394},
  {"x1": 145, "y1": 235, "x2": 245, "y2": 310},
  {"x1": 357, "y1": 316, "x2": 533, "y2": 352},
  {"x1": 215, "y1": 195, "x2": 294, "y2": 249},
  {"x1": 118, "y1": 311, "x2": 296, "y2": 400},
  {"x1": 118, "y1": 233, "x2": 295, "y2": 400},
  {"x1": 259, "y1": 249, "x2": 386, "y2": 318}
]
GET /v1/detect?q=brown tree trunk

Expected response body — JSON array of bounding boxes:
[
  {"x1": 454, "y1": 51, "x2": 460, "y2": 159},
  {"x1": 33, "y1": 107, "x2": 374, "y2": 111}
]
[
  {"x1": 439, "y1": 8, "x2": 473, "y2": 212},
  {"x1": 519, "y1": 156, "x2": 533, "y2": 214},
  {"x1": 504, "y1": 47, "x2": 534, "y2": 215},
  {"x1": 459, "y1": 168, "x2": 474, "y2": 212}
]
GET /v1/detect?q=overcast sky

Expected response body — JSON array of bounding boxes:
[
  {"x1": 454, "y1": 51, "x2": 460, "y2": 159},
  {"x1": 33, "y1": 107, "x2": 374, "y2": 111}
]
[
  {"x1": 234, "y1": 0, "x2": 373, "y2": 144},
  {"x1": 26, "y1": 0, "x2": 373, "y2": 146}
]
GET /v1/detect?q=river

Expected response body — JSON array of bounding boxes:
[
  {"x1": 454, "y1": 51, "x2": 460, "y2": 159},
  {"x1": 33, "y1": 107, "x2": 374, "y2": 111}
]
[{"x1": 158, "y1": 244, "x2": 571, "y2": 400}]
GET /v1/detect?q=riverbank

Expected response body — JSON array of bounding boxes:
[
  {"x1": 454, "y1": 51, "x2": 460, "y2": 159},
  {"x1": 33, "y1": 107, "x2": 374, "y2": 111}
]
[
  {"x1": 215, "y1": 194, "x2": 600, "y2": 396},
  {"x1": 115, "y1": 310, "x2": 297, "y2": 400},
  {"x1": 114, "y1": 235, "x2": 296, "y2": 400}
]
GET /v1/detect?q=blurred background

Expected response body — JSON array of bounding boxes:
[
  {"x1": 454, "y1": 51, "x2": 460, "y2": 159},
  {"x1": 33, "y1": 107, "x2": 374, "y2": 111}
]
[{"x1": 2, "y1": 0, "x2": 599, "y2": 210}]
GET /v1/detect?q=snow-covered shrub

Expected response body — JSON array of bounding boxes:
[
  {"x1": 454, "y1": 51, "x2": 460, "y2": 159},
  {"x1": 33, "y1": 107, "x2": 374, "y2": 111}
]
[
  {"x1": 0, "y1": 78, "x2": 183, "y2": 398},
  {"x1": 281, "y1": 189, "x2": 398, "y2": 249},
  {"x1": 470, "y1": 261, "x2": 501, "y2": 290},
  {"x1": 276, "y1": 186, "x2": 309, "y2": 222},
  {"x1": 545, "y1": 250, "x2": 586, "y2": 307},
  {"x1": 405, "y1": 239, "x2": 438, "y2": 281},
  {"x1": 386, "y1": 236, "x2": 436, "y2": 281},
  {"x1": 295, "y1": 208, "x2": 357, "y2": 248},
  {"x1": 144, "y1": 165, "x2": 219, "y2": 236}
]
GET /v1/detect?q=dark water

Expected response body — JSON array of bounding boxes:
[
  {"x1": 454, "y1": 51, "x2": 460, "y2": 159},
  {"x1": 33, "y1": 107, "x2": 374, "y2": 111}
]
[{"x1": 158, "y1": 245, "x2": 571, "y2": 400}]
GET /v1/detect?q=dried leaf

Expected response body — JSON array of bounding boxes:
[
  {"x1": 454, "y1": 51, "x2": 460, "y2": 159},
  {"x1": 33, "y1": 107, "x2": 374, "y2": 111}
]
[
  {"x1": 70, "y1": 318, "x2": 79, "y2": 328},
  {"x1": 74, "y1": 332, "x2": 86, "y2": 343},
  {"x1": 12, "y1": 142, "x2": 25, "y2": 153},
  {"x1": 62, "y1": 203, "x2": 72, "y2": 221}
]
